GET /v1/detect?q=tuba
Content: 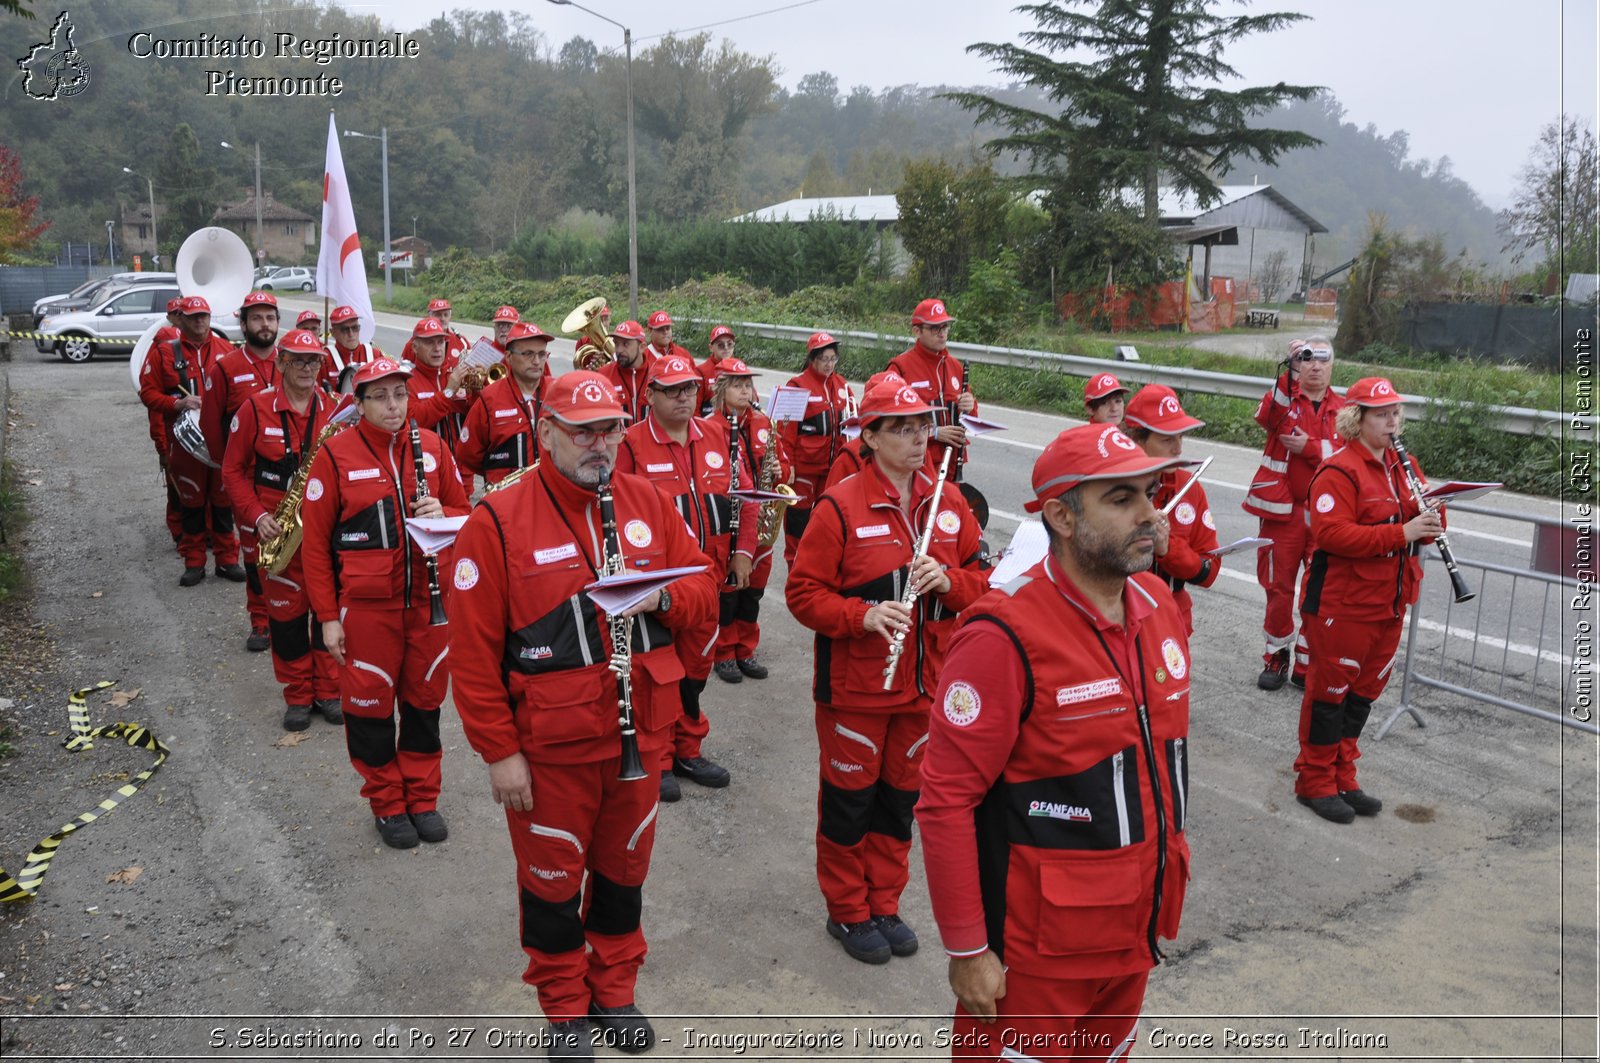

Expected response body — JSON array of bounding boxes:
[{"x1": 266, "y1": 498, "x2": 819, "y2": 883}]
[
  {"x1": 562, "y1": 297, "x2": 616, "y2": 371},
  {"x1": 177, "y1": 226, "x2": 255, "y2": 318}
]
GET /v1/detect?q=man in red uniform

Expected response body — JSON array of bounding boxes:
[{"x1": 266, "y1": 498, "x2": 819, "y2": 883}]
[
  {"x1": 300, "y1": 358, "x2": 471, "y2": 849},
  {"x1": 296, "y1": 309, "x2": 322, "y2": 335},
  {"x1": 1083, "y1": 372, "x2": 1130, "y2": 425},
  {"x1": 780, "y1": 331, "x2": 855, "y2": 567},
  {"x1": 918, "y1": 422, "x2": 1193, "y2": 1061},
  {"x1": 1242, "y1": 337, "x2": 1345, "y2": 691},
  {"x1": 643, "y1": 310, "x2": 693, "y2": 366},
  {"x1": 888, "y1": 298, "x2": 977, "y2": 474},
  {"x1": 616, "y1": 355, "x2": 756, "y2": 802},
  {"x1": 695, "y1": 325, "x2": 735, "y2": 415},
  {"x1": 324, "y1": 304, "x2": 384, "y2": 393},
  {"x1": 221, "y1": 329, "x2": 347, "y2": 730},
  {"x1": 145, "y1": 296, "x2": 186, "y2": 547},
  {"x1": 429, "y1": 296, "x2": 470, "y2": 357},
  {"x1": 788, "y1": 379, "x2": 988, "y2": 965},
  {"x1": 1295, "y1": 377, "x2": 1441, "y2": 823},
  {"x1": 202, "y1": 290, "x2": 284, "y2": 650},
  {"x1": 1123, "y1": 384, "x2": 1221, "y2": 636},
  {"x1": 449, "y1": 371, "x2": 717, "y2": 1060},
  {"x1": 597, "y1": 319, "x2": 652, "y2": 422},
  {"x1": 137, "y1": 295, "x2": 242, "y2": 586},
  {"x1": 404, "y1": 316, "x2": 473, "y2": 492},
  {"x1": 490, "y1": 304, "x2": 520, "y2": 352},
  {"x1": 456, "y1": 321, "x2": 552, "y2": 485}
]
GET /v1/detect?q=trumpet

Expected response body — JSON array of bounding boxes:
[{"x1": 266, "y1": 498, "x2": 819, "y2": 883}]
[
  {"x1": 459, "y1": 362, "x2": 507, "y2": 392},
  {"x1": 1390, "y1": 434, "x2": 1474, "y2": 604}
]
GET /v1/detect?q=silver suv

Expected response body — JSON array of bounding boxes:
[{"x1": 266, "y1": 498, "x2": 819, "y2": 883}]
[
  {"x1": 257, "y1": 266, "x2": 314, "y2": 291},
  {"x1": 31, "y1": 271, "x2": 177, "y2": 327},
  {"x1": 36, "y1": 283, "x2": 240, "y2": 363}
]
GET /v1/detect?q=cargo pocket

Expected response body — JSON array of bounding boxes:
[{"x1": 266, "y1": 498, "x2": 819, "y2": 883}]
[
  {"x1": 338, "y1": 551, "x2": 399, "y2": 600},
  {"x1": 515, "y1": 668, "x2": 610, "y2": 752},
  {"x1": 633, "y1": 649, "x2": 686, "y2": 734},
  {"x1": 1035, "y1": 850, "x2": 1144, "y2": 957}
]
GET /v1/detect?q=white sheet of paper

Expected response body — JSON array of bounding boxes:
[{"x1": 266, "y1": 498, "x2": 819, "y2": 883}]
[
  {"x1": 1208, "y1": 536, "x2": 1272, "y2": 558},
  {"x1": 404, "y1": 515, "x2": 468, "y2": 556},
  {"x1": 1421, "y1": 481, "x2": 1502, "y2": 503},
  {"x1": 767, "y1": 385, "x2": 812, "y2": 423},
  {"x1": 728, "y1": 488, "x2": 805, "y2": 504},
  {"x1": 988, "y1": 521, "x2": 1050, "y2": 586},
  {"x1": 584, "y1": 565, "x2": 708, "y2": 615},
  {"x1": 960, "y1": 413, "x2": 1008, "y2": 436},
  {"x1": 461, "y1": 338, "x2": 504, "y2": 368}
]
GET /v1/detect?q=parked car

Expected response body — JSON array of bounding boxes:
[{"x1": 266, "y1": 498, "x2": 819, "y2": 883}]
[
  {"x1": 32, "y1": 272, "x2": 177, "y2": 327},
  {"x1": 37, "y1": 282, "x2": 240, "y2": 364},
  {"x1": 253, "y1": 264, "x2": 283, "y2": 282},
  {"x1": 257, "y1": 266, "x2": 314, "y2": 291}
]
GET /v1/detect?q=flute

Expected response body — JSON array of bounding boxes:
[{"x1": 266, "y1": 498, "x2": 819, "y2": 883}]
[
  {"x1": 882, "y1": 447, "x2": 955, "y2": 691},
  {"x1": 1389, "y1": 434, "x2": 1474, "y2": 604}
]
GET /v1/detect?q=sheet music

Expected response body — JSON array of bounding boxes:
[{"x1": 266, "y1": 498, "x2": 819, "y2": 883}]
[
  {"x1": 767, "y1": 386, "x2": 812, "y2": 423},
  {"x1": 1420, "y1": 481, "x2": 1502, "y2": 503},
  {"x1": 585, "y1": 565, "x2": 709, "y2": 615},
  {"x1": 988, "y1": 521, "x2": 1049, "y2": 586},
  {"x1": 404, "y1": 515, "x2": 469, "y2": 556},
  {"x1": 460, "y1": 338, "x2": 504, "y2": 368},
  {"x1": 1207, "y1": 536, "x2": 1272, "y2": 558}
]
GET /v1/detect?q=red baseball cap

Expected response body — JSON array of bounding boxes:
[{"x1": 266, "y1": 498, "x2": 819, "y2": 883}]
[
  {"x1": 296, "y1": 310, "x2": 321, "y2": 327},
  {"x1": 646, "y1": 310, "x2": 673, "y2": 330},
  {"x1": 412, "y1": 317, "x2": 446, "y2": 340},
  {"x1": 1124, "y1": 385, "x2": 1204, "y2": 435},
  {"x1": 353, "y1": 357, "x2": 411, "y2": 389},
  {"x1": 647, "y1": 356, "x2": 701, "y2": 388},
  {"x1": 708, "y1": 325, "x2": 736, "y2": 346},
  {"x1": 610, "y1": 319, "x2": 646, "y2": 341},
  {"x1": 1025, "y1": 424, "x2": 1185, "y2": 513},
  {"x1": 427, "y1": 298, "x2": 452, "y2": 313},
  {"x1": 1344, "y1": 377, "x2": 1404, "y2": 408},
  {"x1": 493, "y1": 305, "x2": 520, "y2": 323},
  {"x1": 241, "y1": 291, "x2": 277, "y2": 313},
  {"x1": 858, "y1": 380, "x2": 934, "y2": 426},
  {"x1": 279, "y1": 329, "x2": 326, "y2": 354},
  {"x1": 544, "y1": 371, "x2": 628, "y2": 425},
  {"x1": 715, "y1": 357, "x2": 756, "y2": 379},
  {"x1": 506, "y1": 321, "x2": 553, "y2": 344},
  {"x1": 863, "y1": 369, "x2": 906, "y2": 391},
  {"x1": 1084, "y1": 372, "x2": 1129, "y2": 401},
  {"x1": 330, "y1": 305, "x2": 360, "y2": 325},
  {"x1": 806, "y1": 331, "x2": 840, "y2": 355},
  {"x1": 912, "y1": 298, "x2": 954, "y2": 325},
  {"x1": 179, "y1": 296, "x2": 211, "y2": 316},
  {"x1": 165, "y1": 297, "x2": 183, "y2": 314}
]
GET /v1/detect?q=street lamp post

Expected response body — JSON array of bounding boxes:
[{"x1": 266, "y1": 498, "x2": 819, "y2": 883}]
[
  {"x1": 220, "y1": 140, "x2": 265, "y2": 267},
  {"x1": 105, "y1": 220, "x2": 115, "y2": 267},
  {"x1": 121, "y1": 166, "x2": 158, "y2": 265},
  {"x1": 546, "y1": 0, "x2": 638, "y2": 320},
  {"x1": 345, "y1": 127, "x2": 393, "y2": 303}
]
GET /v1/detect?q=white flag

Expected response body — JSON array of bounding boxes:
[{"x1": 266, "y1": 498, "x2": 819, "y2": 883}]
[{"x1": 317, "y1": 113, "x2": 375, "y2": 345}]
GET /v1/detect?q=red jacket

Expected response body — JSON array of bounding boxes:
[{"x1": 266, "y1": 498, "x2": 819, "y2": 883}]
[
  {"x1": 447, "y1": 465, "x2": 719, "y2": 766},
  {"x1": 645, "y1": 340, "x2": 693, "y2": 365},
  {"x1": 597, "y1": 359, "x2": 653, "y2": 423},
  {"x1": 1154, "y1": 469, "x2": 1220, "y2": 632},
  {"x1": 201, "y1": 346, "x2": 281, "y2": 464},
  {"x1": 137, "y1": 333, "x2": 235, "y2": 424},
  {"x1": 889, "y1": 341, "x2": 978, "y2": 468},
  {"x1": 823, "y1": 437, "x2": 935, "y2": 492},
  {"x1": 1241, "y1": 373, "x2": 1345, "y2": 519},
  {"x1": 786, "y1": 461, "x2": 988, "y2": 711},
  {"x1": 780, "y1": 364, "x2": 853, "y2": 478},
  {"x1": 616, "y1": 416, "x2": 759, "y2": 577},
  {"x1": 322, "y1": 340, "x2": 384, "y2": 392},
  {"x1": 918, "y1": 559, "x2": 1191, "y2": 977},
  {"x1": 299, "y1": 417, "x2": 470, "y2": 618},
  {"x1": 455, "y1": 373, "x2": 549, "y2": 483},
  {"x1": 695, "y1": 354, "x2": 725, "y2": 415},
  {"x1": 401, "y1": 330, "x2": 468, "y2": 364},
  {"x1": 221, "y1": 388, "x2": 346, "y2": 531},
  {"x1": 1302, "y1": 442, "x2": 1432, "y2": 622}
]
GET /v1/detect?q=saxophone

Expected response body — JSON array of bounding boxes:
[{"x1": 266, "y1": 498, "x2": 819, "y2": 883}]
[
  {"x1": 754, "y1": 433, "x2": 795, "y2": 546},
  {"x1": 259, "y1": 419, "x2": 350, "y2": 575}
]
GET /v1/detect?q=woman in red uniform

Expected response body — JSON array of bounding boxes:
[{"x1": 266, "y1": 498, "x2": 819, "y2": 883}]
[
  {"x1": 780, "y1": 331, "x2": 854, "y2": 567},
  {"x1": 1122, "y1": 384, "x2": 1220, "y2": 635},
  {"x1": 786, "y1": 379, "x2": 989, "y2": 966},
  {"x1": 1295, "y1": 377, "x2": 1442, "y2": 824}
]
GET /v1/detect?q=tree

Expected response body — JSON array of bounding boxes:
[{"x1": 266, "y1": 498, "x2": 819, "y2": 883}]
[
  {"x1": 950, "y1": 1, "x2": 1321, "y2": 218},
  {"x1": 1498, "y1": 116, "x2": 1599, "y2": 289},
  {"x1": 0, "y1": 144, "x2": 48, "y2": 260},
  {"x1": 801, "y1": 150, "x2": 840, "y2": 197},
  {"x1": 895, "y1": 159, "x2": 1010, "y2": 294},
  {"x1": 160, "y1": 123, "x2": 219, "y2": 240},
  {"x1": 557, "y1": 35, "x2": 598, "y2": 75}
]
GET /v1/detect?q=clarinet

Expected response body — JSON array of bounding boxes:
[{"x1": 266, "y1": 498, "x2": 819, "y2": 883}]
[
  {"x1": 597, "y1": 469, "x2": 648, "y2": 781},
  {"x1": 1390, "y1": 434, "x2": 1474, "y2": 604},
  {"x1": 949, "y1": 361, "x2": 970, "y2": 483},
  {"x1": 725, "y1": 411, "x2": 742, "y2": 583},
  {"x1": 409, "y1": 419, "x2": 449, "y2": 626},
  {"x1": 882, "y1": 447, "x2": 955, "y2": 690}
]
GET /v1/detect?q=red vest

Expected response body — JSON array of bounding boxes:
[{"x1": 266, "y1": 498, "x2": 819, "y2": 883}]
[
  {"x1": 1302, "y1": 442, "x2": 1426, "y2": 621},
  {"x1": 455, "y1": 374, "x2": 548, "y2": 482},
  {"x1": 781, "y1": 366, "x2": 852, "y2": 477},
  {"x1": 137, "y1": 333, "x2": 234, "y2": 423},
  {"x1": 220, "y1": 388, "x2": 343, "y2": 530},
  {"x1": 323, "y1": 340, "x2": 384, "y2": 391},
  {"x1": 1241, "y1": 373, "x2": 1345, "y2": 518}
]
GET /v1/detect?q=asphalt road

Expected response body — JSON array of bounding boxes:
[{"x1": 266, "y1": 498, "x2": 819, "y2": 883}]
[{"x1": 0, "y1": 319, "x2": 1594, "y2": 1061}]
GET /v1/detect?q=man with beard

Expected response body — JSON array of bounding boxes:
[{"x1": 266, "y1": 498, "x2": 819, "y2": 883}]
[
  {"x1": 597, "y1": 319, "x2": 652, "y2": 422},
  {"x1": 917, "y1": 422, "x2": 1193, "y2": 1062}
]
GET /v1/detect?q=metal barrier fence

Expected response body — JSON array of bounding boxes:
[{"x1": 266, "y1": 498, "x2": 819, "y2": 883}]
[{"x1": 1376, "y1": 506, "x2": 1596, "y2": 739}]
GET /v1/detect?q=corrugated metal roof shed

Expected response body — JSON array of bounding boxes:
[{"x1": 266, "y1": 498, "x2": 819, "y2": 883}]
[{"x1": 729, "y1": 195, "x2": 901, "y2": 224}]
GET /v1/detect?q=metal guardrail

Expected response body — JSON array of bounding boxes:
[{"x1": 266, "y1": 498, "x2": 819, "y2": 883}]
[{"x1": 699, "y1": 318, "x2": 1574, "y2": 438}]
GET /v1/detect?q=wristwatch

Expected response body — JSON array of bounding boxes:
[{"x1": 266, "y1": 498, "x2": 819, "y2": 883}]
[{"x1": 657, "y1": 588, "x2": 672, "y2": 614}]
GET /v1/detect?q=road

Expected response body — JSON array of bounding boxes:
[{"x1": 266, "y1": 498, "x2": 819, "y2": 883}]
[{"x1": 0, "y1": 318, "x2": 1594, "y2": 1061}]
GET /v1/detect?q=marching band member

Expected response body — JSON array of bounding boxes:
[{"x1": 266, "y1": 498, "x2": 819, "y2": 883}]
[
  {"x1": 888, "y1": 298, "x2": 976, "y2": 473},
  {"x1": 137, "y1": 295, "x2": 242, "y2": 587},
  {"x1": 1244, "y1": 337, "x2": 1345, "y2": 691},
  {"x1": 449, "y1": 371, "x2": 717, "y2": 1060},
  {"x1": 616, "y1": 355, "x2": 756, "y2": 802},
  {"x1": 786, "y1": 379, "x2": 987, "y2": 966},
  {"x1": 821, "y1": 370, "x2": 930, "y2": 492},
  {"x1": 202, "y1": 290, "x2": 284, "y2": 650},
  {"x1": 429, "y1": 297, "x2": 470, "y2": 358},
  {"x1": 324, "y1": 304, "x2": 384, "y2": 392},
  {"x1": 295, "y1": 309, "x2": 322, "y2": 336},
  {"x1": 1083, "y1": 372, "x2": 1130, "y2": 425},
  {"x1": 1122, "y1": 385, "x2": 1220, "y2": 636},
  {"x1": 300, "y1": 358, "x2": 471, "y2": 849},
  {"x1": 918, "y1": 422, "x2": 1193, "y2": 1061},
  {"x1": 643, "y1": 310, "x2": 693, "y2": 364},
  {"x1": 221, "y1": 329, "x2": 346, "y2": 731},
  {"x1": 1294, "y1": 377, "x2": 1440, "y2": 824},
  {"x1": 779, "y1": 331, "x2": 854, "y2": 567},
  {"x1": 708, "y1": 357, "x2": 790, "y2": 683},
  {"x1": 455, "y1": 321, "x2": 552, "y2": 485},
  {"x1": 404, "y1": 316, "x2": 474, "y2": 492},
  {"x1": 696, "y1": 324, "x2": 736, "y2": 415},
  {"x1": 597, "y1": 319, "x2": 653, "y2": 422},
  {"x1": 148, "y1": 295, "x2": 185, "y2": 547},
  {"x1": 490, "y1": 304, "x2": 520, "y2": 353}
]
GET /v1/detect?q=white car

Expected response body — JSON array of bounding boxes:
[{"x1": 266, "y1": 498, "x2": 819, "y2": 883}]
[
  {"x1": 258, "y1": 266, "x2": 314, "y2": 292},
  {"x1": 37, "y1": 283, "x2": 240, "y2": 363}
]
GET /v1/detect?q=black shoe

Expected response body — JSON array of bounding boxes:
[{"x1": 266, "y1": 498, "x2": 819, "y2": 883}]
[
  {"x1": 245, "y1": 624, "x2": 270, "y2": 652},
  {"x1": 672, "y1": 755, "x2": 731, "y2": 788},
  {"x1": 375, "y1": 814, "x2": 419, "y2": 848},
  {"x1": 736, "y1": 656, "x2": 768, "y2": 680},
  {"x1": 826, "y1": 918, "x2": 891, "y2": 965},
  {"x1": 178, "y1": 566, "x2": 206, "y2": 588},
  {"x1": 1297, "y1": 794, "x2": 1355, "y2": 824},
  {"x1": 658, "y1": 770, "x2": 681, "y2": 803},
  {"x1": 587, "y1": 1003, "x2": 656, "y2": 1054},
  {"x1": 313, "y1": 698, "x2": 344, "y2": 724},
  {"x1": 1340, "y1": 789, "x2": 1383, "y2": 816},
  {"x1": 1290, "y1": 672, "x2": 1306, "y2": 689},
  {"x1": 713, "y1": 658, "x2": 743, "y2": 684},
  {"x1": 546, "y1": 1018, "x2": 594, "y2": 1060},
  {"x1": 872, "y1": 913, "x2": 919, "y2": 957},
  {"x1": 1257, "y1": 649, "x2": 1289, "y2": 690},
  {"x1": 410, "y1": 810, "x2": 448, "y2": 843},
  {"x1": 282, "y1": 703, "x2": 312, "y2": 731},
  {"x1": 214, "y1": 562, "x2": 248, "y2": 582}
]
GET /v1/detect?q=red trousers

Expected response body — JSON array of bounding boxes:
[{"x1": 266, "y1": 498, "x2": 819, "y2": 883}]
[
  {"x1": 1293, "y1": 613, "x2": 1403, "y2": 798},
  {"x1": 338, "y1": 602, "x2": 448, "y2": 816},
  {"x1": 668, "y1": 617, "x2": 718, "y2": 759},
  {"x1": 167, "y1": 449, "x2": 239, "y2": 568},
  {"x1": 1256, "y1": 511, "x2": 1311, "y2": 657},
  {"x1": 509, "y1": 757, "x2": 660, "y2": 1023},
  {"x1": 262, "y1": 558, "x2": 339, "y2": 707},
  {"x1": 238, "y1": 527, "x2": 269, "y2": 628},
  {"x1": 815, "y1": 704, "x2": 927, "y2": 922},
  {"x1": 952, "y1": 968, "x2": 1148, "y2": 1061},
  {"x1": 715, "y1": 549, "x2": 774, "y2": 660}
]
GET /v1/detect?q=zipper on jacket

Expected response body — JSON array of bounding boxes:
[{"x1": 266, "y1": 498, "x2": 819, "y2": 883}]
[
  {"x1": 1136, "y1": 698, "x2": 1168, "y2": 964},
  {"x1": 1110, "y1": 750, "x2": 1131, "y2": 846},
  {"x1": 1056, "y1": 706, "x2": 1128, "y2": 722}
]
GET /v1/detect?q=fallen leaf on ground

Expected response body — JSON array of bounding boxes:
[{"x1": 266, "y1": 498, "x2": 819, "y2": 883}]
[
  {"x1": 106, "y1": 866, "x2": 143, "y2": 885},
  {"x1": 26, "y1": 479, "x2": 42, "y2": 486},
  {"x1": 90, "y1": 591, "x2": 103, "y2": 598},
  {"x1": 107, "y1": 689, "x2": 141, "y2": 708},
  {"x1": 274, "y1": 731, "x2": 313, "y2": 747},
  {"x1": 54, "y1": 982, "x2": 73, "y2": 991}
]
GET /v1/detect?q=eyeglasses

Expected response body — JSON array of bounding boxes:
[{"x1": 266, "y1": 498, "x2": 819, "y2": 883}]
[
  {"x1": 651, "y1": 382, "x2": 699, "y2": 399},
  {"x1": 876, "y1": 422, "x2": 936, "y2": 440},
  {"x1": 552, "y1": 421, "x2": 626, "y2": 447},
  {"x1": 332, "y1": 323, "x2": 360, "y2": 333},
  {"x1": 917, "y1": 323, "x2": 951, "y2": 334},
  {"x1": 282, "y1": 355, "x2": 323, "y2": 370}
]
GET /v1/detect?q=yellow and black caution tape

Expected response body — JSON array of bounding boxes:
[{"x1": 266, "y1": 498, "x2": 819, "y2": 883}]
[
  {"x1": 4, "y1": 331, "x2": 138, "y2": 346},
  {"x1": 0, "y1": 681, "x2": 172, "y2": 904}
]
